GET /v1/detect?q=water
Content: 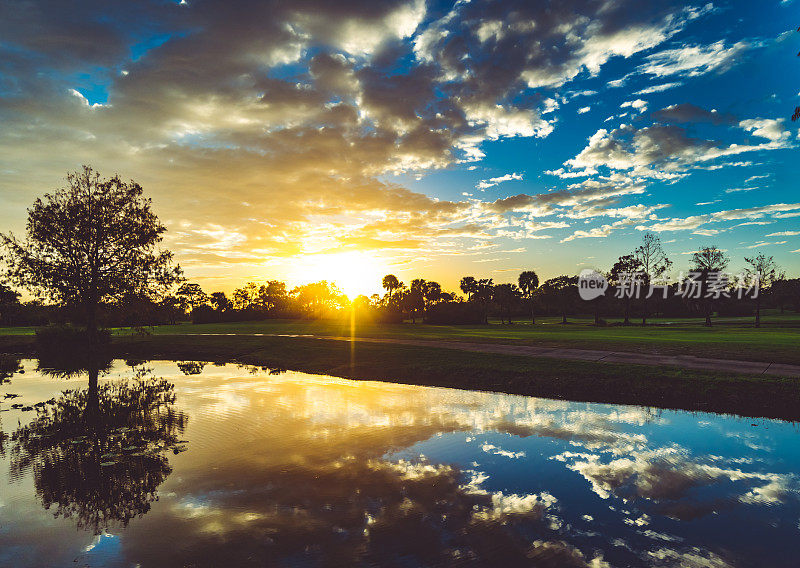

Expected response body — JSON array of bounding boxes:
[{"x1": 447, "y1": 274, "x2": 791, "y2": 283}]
[{"x1": 1, "y1": 359, "x2": 798, "y2": 567}]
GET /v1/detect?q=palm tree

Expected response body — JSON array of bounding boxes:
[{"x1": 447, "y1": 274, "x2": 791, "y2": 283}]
[
  {"x1": 460, "y1": 276, "x2": 478, "y2": 301},
  {"x1": 382, "y1": 274, "x2": 401, "y2": 304},
  {"x1": 518, "y1": 270, "x2": 539, "y2": 324}
]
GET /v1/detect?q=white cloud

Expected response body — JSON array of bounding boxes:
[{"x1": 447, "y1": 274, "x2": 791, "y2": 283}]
[
  {"x1": 739, "y1": 118, "x2": 790, "y2": 142},
  {"x1": 634, "y1": 82, "x2": 682, "y2": 94},
  {"x1": 638, "y1": 40, "x2": 750, "y2": 78},
  {"x1": 477, "y1": 172, "x2": 523, "y2": 190},
  {"x1": 621, "y1": 99, "x2": 648, "y2": 112}
]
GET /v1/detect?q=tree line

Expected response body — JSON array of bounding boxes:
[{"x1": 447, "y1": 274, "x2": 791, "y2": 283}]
[{"x1": 1, "y1": 166, "x2": 799, "y2": 334}]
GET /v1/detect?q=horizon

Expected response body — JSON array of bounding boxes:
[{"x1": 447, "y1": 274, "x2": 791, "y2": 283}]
[{"x1": 1, "y1": 0, "x2": 798, "y2": 298}]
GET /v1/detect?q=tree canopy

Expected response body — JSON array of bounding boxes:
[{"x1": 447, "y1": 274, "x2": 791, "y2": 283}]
[{"x1": 1, "y1": 166, "x2": 181, "y2": 337}]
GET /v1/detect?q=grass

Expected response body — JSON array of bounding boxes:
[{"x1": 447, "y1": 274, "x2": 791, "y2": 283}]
[
  {"x1": 99, "y1": 311, "x2": 800, "y2": 365},
  {"x1": 2, "y1": 333, "x2": 797, "y2": 421},
  {"x1": 2, "y1": 312, "x2": 800, "y2": 363}
]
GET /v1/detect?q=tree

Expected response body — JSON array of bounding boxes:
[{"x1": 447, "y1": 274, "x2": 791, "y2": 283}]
[
  {"x1": 422, "y1": 280, "x2": 442, "y2": 310},
  {"x1": 403, "y1": 282, "x2": 425, "y2": 323},
  {"x1": 609, "y1": 255, "x2": 643, "y2": 325},
  {"x1": 408, "y1": 279, "x2": 427, "y2": 322},
  {"x1": 473, "y1": 278, "x2": 494, "y2": 324},
  {"x1": 176, "y1": 282, "x2": 208, "y2": 314},
  {"x1": 634, "y1": 233, "x2": 672, "y2": 325},
  {"x1": 518, "y1": 270, "x2": 539, "y2": 324},
  {"x1": 1, "y1": 166, "x2": 181, "y2": 344},
  {"x1": 382, "y1": 274, "x2": 401, "y2": 304},
  {"x1": 493, "y1": 283, "x2": 521, "y2": 324},
  {"x1": 540, "y1": 276, "x2": 578, "y2": 324},
  {"x1": 0, "y1": 282, "x2": 21, "y2": 325},
  {"x1": 209, "y1": 291, "x2": 232, "y2": 312},
  {"x1": 772, "y1": 277, "x2": 800, "y2": 313},
  {"x1": 743, "y1": 252, "x2": 779, "y2": 328},
  {"x1": 460, "y1": 276, "x2": 478, "y2": 301},
  {"x1": 257, "y1": 280, "x2": 288, "y2": 312},
  {"x1": 291, "y1": 281, "x2": 346, "y2": 318},
  {"x1": 690, "y1": 246, "x2": 729, "y2": 326}
]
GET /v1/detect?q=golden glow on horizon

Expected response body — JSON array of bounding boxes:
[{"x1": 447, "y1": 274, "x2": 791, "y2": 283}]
[{"x1": 291, "y1": 250, "x2": 391, "y2": 300}]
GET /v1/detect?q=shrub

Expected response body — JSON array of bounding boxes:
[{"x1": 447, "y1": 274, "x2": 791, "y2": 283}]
[
  {"x1": 35, "y1": 324, "x2": 110, "y2": 351},
  {"x1": 425, "y1": 302, "x2": 485, "y2": 325}
]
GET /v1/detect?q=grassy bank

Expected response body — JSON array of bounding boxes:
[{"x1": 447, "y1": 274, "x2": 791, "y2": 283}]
[
  {"x1": 4, "y1": 314, "x2": 800, "y2": 363},
  {"x1": 127, "y1": 313, "x2": 800, "y2": 364},
  {"x1": 2, "y1": 333, "x2": 799, "y2": 421}
]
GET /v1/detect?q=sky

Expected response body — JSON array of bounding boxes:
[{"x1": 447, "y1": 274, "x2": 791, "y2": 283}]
[{"x1": 0, "y1": 0, "x2": 798, "y2": 297}]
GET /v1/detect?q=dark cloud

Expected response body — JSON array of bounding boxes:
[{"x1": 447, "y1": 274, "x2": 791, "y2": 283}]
[{"x1": 652, "y1": 103, "x2": 737, "y2": 125}]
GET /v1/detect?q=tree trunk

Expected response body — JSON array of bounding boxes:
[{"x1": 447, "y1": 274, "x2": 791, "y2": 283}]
[
  {"x1": 755, "y1": 297, "x2": 761, "y2": 328},
  {"x1": 623, "y1": 298, "x2": 630, "y2": 325},
  {"x1": 641, "y1": 296, "x2": 648, "y2": 326},
  {"x1": 562, "y1": 309, "x2": 567, "y2": 324},
  {"x1": 85, "y1": 363, "x2": 100, "y2": 432}
]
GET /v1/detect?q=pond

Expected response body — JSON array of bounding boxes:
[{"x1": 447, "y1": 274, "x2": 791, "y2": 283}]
[{"x1": 0, "y1": 359, "x2": 798, "y2": 567}]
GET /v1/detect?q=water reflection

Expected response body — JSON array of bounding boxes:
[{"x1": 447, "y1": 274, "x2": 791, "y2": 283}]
[
  {"x1": 1, "y1": 360, "x2": 798, "y2": 567},
  {"x1": 8, "y1": 361, "x2": 187, "y2": 534}
]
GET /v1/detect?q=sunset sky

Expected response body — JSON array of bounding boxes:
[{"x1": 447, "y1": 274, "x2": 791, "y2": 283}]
[{"x1": 1, "y1": 0, "x2": 798, "y2": 297}]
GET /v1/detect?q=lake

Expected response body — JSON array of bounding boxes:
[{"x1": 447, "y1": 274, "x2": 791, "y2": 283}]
[{"x1": 1, "y1": 359, "x2": 798, "y2": 567}]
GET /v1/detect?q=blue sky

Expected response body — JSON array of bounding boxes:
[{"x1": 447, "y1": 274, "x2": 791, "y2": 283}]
[{"x1": 0, "y1": 0, "x2": 797, "y2": 294}]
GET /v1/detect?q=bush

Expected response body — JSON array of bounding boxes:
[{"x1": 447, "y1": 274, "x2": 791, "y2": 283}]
[
  {"x1": 425, "y1": 302, "x2": 485, "y2": 325},
  {"x1": 35, "y1": 324, "x2": 110, "y2": 351},
  {"x1": 191, "y1": 305, "x2": 221, "y2": 324}
]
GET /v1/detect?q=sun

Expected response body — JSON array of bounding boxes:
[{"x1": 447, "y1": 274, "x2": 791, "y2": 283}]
[{"x1": 291, "y1": 250, "x2": 390, "y2": 300}]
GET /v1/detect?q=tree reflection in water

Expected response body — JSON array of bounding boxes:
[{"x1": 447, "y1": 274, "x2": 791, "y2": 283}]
[
  {"x1": 0, "y1": 353, "x2": 22, "y2": 384},
  {"x1": 10, "y1": 358, "x2": 188, "y2": 533}
]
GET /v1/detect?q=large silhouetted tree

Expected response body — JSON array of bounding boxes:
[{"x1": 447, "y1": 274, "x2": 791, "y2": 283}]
[
  {"x1": 518, "y1": 270, "x2": 539, "y2": 324},
  {"x1": 1, "y1": 166, "x2": 181, "y2": 344}
]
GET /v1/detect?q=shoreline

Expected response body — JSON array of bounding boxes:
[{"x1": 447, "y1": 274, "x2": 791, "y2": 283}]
[{"x1": 2, "y1": 334, "x2": 800, "y2": 422}]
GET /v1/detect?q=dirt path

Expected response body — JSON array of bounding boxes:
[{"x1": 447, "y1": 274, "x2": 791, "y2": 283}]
[{"x1": 188, "y1": 333, "x2": 800, "y2": 378}]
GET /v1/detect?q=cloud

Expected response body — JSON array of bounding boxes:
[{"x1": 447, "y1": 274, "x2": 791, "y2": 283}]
[
  {"x1": 561, "y1": 115, "x2": 792, "y2": 180},
  {"x1": 634, "y1": 82, "x2": 682, "y2": 95},
  {"x1": 477, "y1": 172, "x2": 523, "y2": 190},
  {"x1": 652, "y1": 103, "x2": 736, "y2": 125},
  {"x1": 638, "y1": 40, "x2": 751, "y2": 78},
  {"x1": 0, "y1": 0, "x2": 793, "y2": 287},
  {"x1": 621, "y1": 99, "x2": 649, "y2": 113},
  {"x1": 636, "y1": 203, "x2": 800, "y2": 234},
  {"x1": 739, "y1": 118, "x2": 791, "y2": 142}
]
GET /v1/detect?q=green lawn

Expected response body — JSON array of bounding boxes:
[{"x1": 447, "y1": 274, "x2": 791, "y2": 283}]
[
  {"x1": 139, "y1": 312, "x2": 800, "y2": 364},
  {"x1": 3, "y1": 311, "x2": 799, "y2": 363}
]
